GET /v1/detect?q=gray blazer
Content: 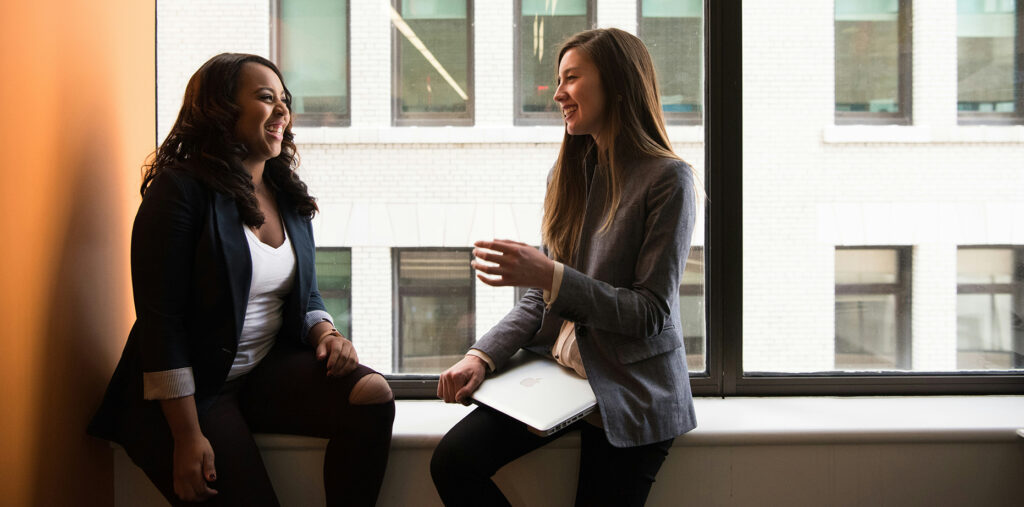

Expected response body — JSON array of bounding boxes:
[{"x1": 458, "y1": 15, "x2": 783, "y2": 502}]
[{"x1": 473, "y1": 156, "x2": 697, "y2": 448}]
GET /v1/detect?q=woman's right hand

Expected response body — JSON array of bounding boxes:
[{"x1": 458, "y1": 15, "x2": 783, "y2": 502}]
[
  {"x1": 171, "y1": 433, "x2": 218, "y2": 502},
  {"x1": 437, "y1": 355, "x2": 487, "y2": 405}
]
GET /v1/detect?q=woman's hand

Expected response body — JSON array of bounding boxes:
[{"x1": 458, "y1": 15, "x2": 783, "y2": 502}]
[
  {"x1": 313, "y1": 325, "x2": 359, "y2": 377},
  {"x1": 437, "y1": 355, "x2": 487, "y2": 405},
  {"x1": 471, "y1": 239, "x2": 554, "y2": 290},
  {"x1": 171, "y1": 433, "x2": 218, "y2": 502}
]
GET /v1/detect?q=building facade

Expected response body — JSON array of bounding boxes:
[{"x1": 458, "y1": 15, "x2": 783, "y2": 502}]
[{"x1": 156, "y1": 0, "x2": 1023, "y2": 376}]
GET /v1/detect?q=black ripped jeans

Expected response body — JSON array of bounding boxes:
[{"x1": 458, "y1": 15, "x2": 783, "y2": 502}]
[
  {"x1": 430, "y1": 406, "x2": 674, "y2": 507},
  {"x1": 117, "y1": 341, "x2": 395, "y2": 507}
]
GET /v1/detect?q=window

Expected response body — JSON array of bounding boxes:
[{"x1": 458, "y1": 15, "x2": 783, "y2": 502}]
[
  {"x1": 834, "y1": 0, "x2": 912, "y2": 124},
  {"x1": 515, "y1": 0, "x2": 595, "y2": 124},
  {"x1": 638, "y1": 0, "x2": 704, "y2": 125},
  {"x1": 393, "y1": 249, "x2": 475, "y2": 373},
  {"x1": 315, "y1": 248, "x2": 352, "y2": 339},
  {"x1": 834, "y1": 248, "x2": 912, "y2": 370},
  {"x1": 957, "y1": 0, "x2": 1023, "y2": 124},
  {"x1": 391, "y1": 0, "x2": 473, "y2": 125},
  {"x1": 681, "y1": 246, "x2": 706, "y2": 372},
  {"x1": 957, "y1": 247, "x2": 1024, "y2": 369},
  {"x1": 273, "y1": 0, "x2": 350, "y2": 126}
]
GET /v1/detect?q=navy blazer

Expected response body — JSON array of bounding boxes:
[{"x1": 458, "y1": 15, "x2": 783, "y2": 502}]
[
  {"x1": 473, "y1": 157, "x2": 697, "y2": 447},
  {"x1": 89, "y1": 167, "x2": 327, "y2": 441}
]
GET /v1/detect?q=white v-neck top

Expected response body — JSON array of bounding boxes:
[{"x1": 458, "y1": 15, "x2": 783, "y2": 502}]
[{"x1": 226, "y1": 224, "x2": 297, "y2": 381}]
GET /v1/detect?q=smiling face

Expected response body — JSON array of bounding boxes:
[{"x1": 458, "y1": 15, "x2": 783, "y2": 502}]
[
  {"x1": 554, "y1": 48, "x2": 607, "y2": 143},
  {"x1": 233, "y1": 62, "x2": 290, "y2": 165}
]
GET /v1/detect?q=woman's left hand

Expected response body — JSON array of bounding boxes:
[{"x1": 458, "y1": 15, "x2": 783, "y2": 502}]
[
  {"x1": 312, "y1": 325, "x2": 359, "y2": 377},
  {"x1": 472, "y1": 239, "x2": 554, "y2": 290}
]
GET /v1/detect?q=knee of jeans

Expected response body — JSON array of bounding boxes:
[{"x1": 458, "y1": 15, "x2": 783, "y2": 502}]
[{"x1": 348, "y1": 373, "x2": 393, "y2": 405}]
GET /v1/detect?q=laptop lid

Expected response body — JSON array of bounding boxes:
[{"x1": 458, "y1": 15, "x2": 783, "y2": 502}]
[{"x1": 471, "y1": 349, "x2": 597, "y2": 436}]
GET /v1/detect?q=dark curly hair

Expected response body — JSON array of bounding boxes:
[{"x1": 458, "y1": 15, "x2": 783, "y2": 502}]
[{"x1": 142, "y1": 53, "x2": 317, "y2": 224}]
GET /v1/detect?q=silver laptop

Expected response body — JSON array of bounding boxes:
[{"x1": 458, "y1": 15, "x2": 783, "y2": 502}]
[{"x1": 471, "y1": 349, "x2": 597, "y2": 436}]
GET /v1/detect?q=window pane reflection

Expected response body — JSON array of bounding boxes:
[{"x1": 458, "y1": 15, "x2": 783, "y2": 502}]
[{"x1": 639, "y1": 0, "x2": 703, "y2": 123}]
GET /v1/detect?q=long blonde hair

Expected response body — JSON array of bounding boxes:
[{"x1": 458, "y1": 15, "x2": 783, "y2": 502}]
[{"x1": 543, "y1": 28, "x2": 696, "y2": 264}]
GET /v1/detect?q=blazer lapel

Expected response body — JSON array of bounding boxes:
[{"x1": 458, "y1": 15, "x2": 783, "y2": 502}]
[
  {"x1": 280, "y1": 198, "x2": 311, "y2": 336},
  {"x1": 213, "y1": 193, "x2": 251, "y2": 344},
  {"x1": 577, "y1": 164, "x2": 607, "y2": 268}
]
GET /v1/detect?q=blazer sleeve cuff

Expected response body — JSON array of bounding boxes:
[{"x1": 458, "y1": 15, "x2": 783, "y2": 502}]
[
  {"x1": 466, "y1": 349, "x2": 496, "y2": 372},
  {"x1": 542, "y1": 261, "x2": 565, "y2": 309},
  {"x1": 143, "y1": 367, "x2": 196, "y2": 400},
  {"x1": 304, "y1": 310, "x2": 335, "y2": 344}
]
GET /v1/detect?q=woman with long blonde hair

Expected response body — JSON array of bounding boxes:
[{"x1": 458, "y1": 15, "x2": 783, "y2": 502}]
[{"x1": 432, "y1": 28, "x2": 700, "y2": 506}]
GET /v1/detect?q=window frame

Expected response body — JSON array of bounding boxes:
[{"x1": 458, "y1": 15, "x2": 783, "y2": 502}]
[
  {"x1": 314, "y1": 247, "x2": 353, "y2": 340},
  {"x1": 833, "y1": 0, "x2": 913, "y2": 126},
  {"x1": 391, "y1": 247, "x2": 476, "y2": 375},
  {"x1": 513, "y1": 0, "x2": 597, "y2": 126},
  {"x1": 833, "y1": 246, "x2": 913, "y2": 371},
  {"x1": 270, "y1": 0, "x2": 353, "y2": 127},
  {"x1": 636, "y1": 0, "x2": 704, "y2": 126},
  {"x1": 390, "y1": 0, "x2": 475, "y2": 126},
  {"x1": 389, "y1": 0, "x2": 1024, "y2": 398},
  {"x1": 956, "y1": 0, "x2": 1024, "y2": 126}
]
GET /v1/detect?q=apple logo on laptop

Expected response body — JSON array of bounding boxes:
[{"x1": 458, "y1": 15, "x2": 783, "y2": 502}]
[{"x1": 520, "y1": 377, "x2": 542, "y2": 387}]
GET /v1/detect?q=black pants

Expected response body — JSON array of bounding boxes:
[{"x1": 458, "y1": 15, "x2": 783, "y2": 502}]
[
  {"x1": 117, "y1": 342, "x2": 395, "y2": 507},
  {"x1": 430, "y1": 406, "x2": 673, "y2": 507}
]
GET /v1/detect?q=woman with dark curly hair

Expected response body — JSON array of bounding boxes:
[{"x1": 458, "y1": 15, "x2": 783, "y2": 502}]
[{"x1": 89, "y1": 53, "x2": 394, "y2": 506}]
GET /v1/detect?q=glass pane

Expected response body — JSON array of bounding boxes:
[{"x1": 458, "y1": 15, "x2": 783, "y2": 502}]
[
  {"x1": 957, "y1": 0, "x2": 1017, "y2": 113},
  {"x1": 835, "y1": 294, "x2": 899, "y2": 369},
  {"x1": 836, "y1": 248, "x2": 898, "y2": 284},
  {"x1": 680, "y1": 247, "x2": 706, "y2": 372},
  {"x1": 957, "y1": 294, "x2": 1015, "y2": 368},
  {"x1": 279, "y1": 0, "x2": 349, "y2": 120},
  {"x1": 519, "y1": 0, "x2": 589, "y2": 115},
  {"x1": 958, "y1": 248, "x2": 1014, "y2": 284},
  {"x1": 745, "y1": 2, "x2": 1024, "y2": 375},
  {"x1": 957, "y1": 247, "x2": 1022, "y2": 369},
  {"x1": 834, "y1": 0, "x2": 902, "y2": 113},
  {"x1": 639, "y1": 0, "x2": 703, "y2": 118},
  {"x1": 315, "y1": 248, "x2": 352, "y2": 339},
  {"x1": 396, "y1": 250, "x2": 474, "y2": 373},
  {"x1": 394, "y1": 0, "x2": 470, "y2": 117}
]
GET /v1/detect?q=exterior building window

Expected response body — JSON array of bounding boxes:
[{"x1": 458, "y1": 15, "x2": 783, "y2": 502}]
[
  {"x1": 274, "y1": 0, "x2": 350, "y2": 126},
  {"x1": 680, "y1": 246, "x2": 706, "y2": 372},
  {"x1": 638, "y1": 0, "x2": 703, "y2": 125},
  {"x1": 834, "y1": 247, "x2": 912, "y2": 370},
  {"x1": 957, "y1": 246, "x2": 1024, "y2": 369},
  {"x1": 391, "y1": 0, "x2": 473, "y2": 126},
  {"x1": 957, "y1": 0, "x2": 1023, "y2": 125},
  {"x1": 315, "y1": 248, "x2": 353, "y2": 339},
  {"x1": 834, "y1": 0, "x2": 912, "y2": 124},
  {"x1": 515, "y1": 0, "x2": 595, "y2": 125},
  {"x1": 394, "y1": 249, "x2": 475, "y2": 373}
]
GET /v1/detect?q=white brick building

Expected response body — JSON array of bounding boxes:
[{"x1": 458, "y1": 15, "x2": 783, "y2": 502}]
[{"x1": 157, "y1": 0, "x2": 1022, "y2": 375}]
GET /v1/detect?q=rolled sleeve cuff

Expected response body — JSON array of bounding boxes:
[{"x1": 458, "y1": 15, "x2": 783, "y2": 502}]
[
  {"x1": 466, "y1": 349, "x2": 496, "y2": 372},
  {"x1": 304, "y1": 310, "x2": 335, "y2": 343},
  {"x1": 143, "y1": 367, "x2": 196, "y2": 400},
  {"x1": 542, "y1": 261, "x2": 565, "y2": 309}
]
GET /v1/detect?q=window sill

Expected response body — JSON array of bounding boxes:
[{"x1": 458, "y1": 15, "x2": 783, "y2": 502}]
[
  {"x1": 823, "y1": 125, "x2": 1024, "y2": 144},
  {"x1": 292, "y1": 125, "x2": 704, "y2": 145},
  {"x1": 252, "y1": 395, "x2": 1024, "y2": 450}
]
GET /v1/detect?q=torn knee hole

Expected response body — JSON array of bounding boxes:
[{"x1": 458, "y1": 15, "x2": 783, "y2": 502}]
[{"x1": 349, "y1": 374, "x2": 393, "y2": 405}]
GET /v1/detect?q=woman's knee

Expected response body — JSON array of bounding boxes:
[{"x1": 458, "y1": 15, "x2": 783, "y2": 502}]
[{"x1": 348, "y1": 373, "x2": 393, "y2": 405}]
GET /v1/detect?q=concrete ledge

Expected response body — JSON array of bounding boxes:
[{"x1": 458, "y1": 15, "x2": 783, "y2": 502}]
[
  {"x1": 253, "y1": 395, "x2": 1024, "y2": 451},
  {"x1": 116, "y1": 396, "x2": 1024, "y2": 506}
]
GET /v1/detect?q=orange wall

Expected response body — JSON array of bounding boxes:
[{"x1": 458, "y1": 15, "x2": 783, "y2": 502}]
[{"x1": 0, "y1": 1, "x2": 154, "y2": 505}]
